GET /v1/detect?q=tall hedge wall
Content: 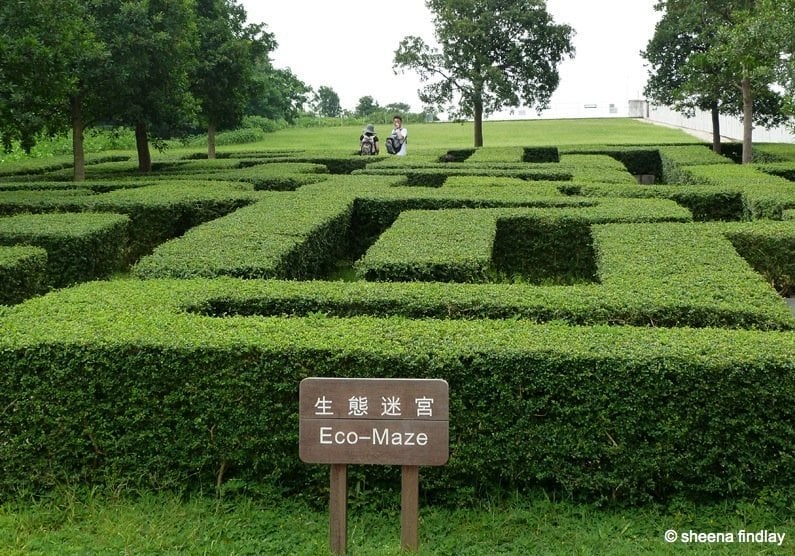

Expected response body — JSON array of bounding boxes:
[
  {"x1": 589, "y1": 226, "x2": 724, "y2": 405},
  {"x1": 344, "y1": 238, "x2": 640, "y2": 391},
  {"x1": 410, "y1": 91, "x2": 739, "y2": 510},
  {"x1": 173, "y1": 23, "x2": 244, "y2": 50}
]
[
  {"x1": 0, "y1": 279, "x2": 792, "y2": 504},
  {"x1": 1, "y1": 140, "x2": 793, "y2": 508}
]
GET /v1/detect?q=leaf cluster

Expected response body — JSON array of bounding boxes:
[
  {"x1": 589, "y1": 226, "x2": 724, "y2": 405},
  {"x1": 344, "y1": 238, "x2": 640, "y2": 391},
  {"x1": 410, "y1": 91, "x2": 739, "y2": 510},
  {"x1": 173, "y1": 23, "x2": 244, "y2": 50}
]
[{"x1": 0, "y1": 245, "x2": 47, "y2": 305}]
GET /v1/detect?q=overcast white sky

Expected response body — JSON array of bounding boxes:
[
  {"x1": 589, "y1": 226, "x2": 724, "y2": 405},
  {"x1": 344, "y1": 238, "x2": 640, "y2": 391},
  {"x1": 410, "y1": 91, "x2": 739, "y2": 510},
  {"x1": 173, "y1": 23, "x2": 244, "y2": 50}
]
[{"x1": 239, "y1": 0, "x2": 661, "y2": 118}]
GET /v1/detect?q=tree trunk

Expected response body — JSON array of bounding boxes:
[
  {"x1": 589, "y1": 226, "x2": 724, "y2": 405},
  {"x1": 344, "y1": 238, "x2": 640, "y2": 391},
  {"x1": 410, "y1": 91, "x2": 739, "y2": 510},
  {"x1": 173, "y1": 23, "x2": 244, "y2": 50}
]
[
  {"x1": 135, "y1": 122, "x2": 152, "y2": 173},
  {"x1": 71, "y1": 95, "x2": 86, "y2": 182},
  {"x1": 710, "y1": 103, "x2": 722, "y2": 154},
  {"x1": 207, "y1": 122, "x2": 217, "y2": 160},
  {"x1": 473, "y1": 98, "x2": 483, "y2": 148},
  {"x1": 741, "y1": 73, "x2": 753, "y2": 164}
]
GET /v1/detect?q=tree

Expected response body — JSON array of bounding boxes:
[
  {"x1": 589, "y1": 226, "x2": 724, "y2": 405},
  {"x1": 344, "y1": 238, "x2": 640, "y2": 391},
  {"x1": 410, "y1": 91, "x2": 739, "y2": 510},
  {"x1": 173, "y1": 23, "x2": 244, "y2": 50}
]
[
  {"x1": 92, "y1": 0, "x2": 199, "y2": 172},
  {"x1": 642, "y1": 1, "x2": 727, "y2": 152},
  {"x1": 384, "y1": 102, "x2": 412, "y2": 115},
  {"x1": 422, "y1": 105, "x2": 440, "y2": 122},
  {"x1": 781, "y1": 1, "x2": 795, "y2": 122},
  {"x1": 248, "y1": 66, "x2": 310, "y2": 123},
  {"x1": 785, "y1": 58, "x2": 795, "y2": 125},
  {"x1": 192, "y1": 0, "x2": 274, "y2": 159},
  {"x1": 355, "y1": 96, "x2": 380, "y2": 118},
  {"x1": 698, "y1": 0, "x2": 793, "y2": 162},
  {"x1": 644, "y1": 0, "x2": 793, "y2": 162},
  {"x1": 393, "y1": 0, "x2": 574, "y2": 147},
  {"x1": 313, "y1": 86, "x2": 342, "y2": 117},
  {"x1": 782, "y1": 5, "x2": 795, "y2": 122},
  {"x1": 0, "y1": 0, "x2": 106, "y2": 180}
]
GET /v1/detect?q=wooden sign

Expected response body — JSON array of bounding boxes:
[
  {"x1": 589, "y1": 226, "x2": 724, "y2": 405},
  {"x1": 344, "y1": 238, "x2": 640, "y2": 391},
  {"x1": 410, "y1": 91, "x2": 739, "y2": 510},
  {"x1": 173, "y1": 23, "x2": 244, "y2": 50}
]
[
  {"x1": 299, "y1": 378, "x2": 449, "y2": 466},
  {"x1": 300, "y1": 377, "x2": 449, "y2": 553}
]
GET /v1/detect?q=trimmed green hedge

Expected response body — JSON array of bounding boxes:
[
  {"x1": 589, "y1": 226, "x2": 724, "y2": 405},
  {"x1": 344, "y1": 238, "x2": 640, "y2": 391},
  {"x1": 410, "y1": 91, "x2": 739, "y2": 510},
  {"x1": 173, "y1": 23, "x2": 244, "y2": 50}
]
[
  {"x1": 2, "y1": 138, "x2": 794, "y2": 508},
  {"x1": 547, "y1": 146, "x2": 773, "y2": 220},
  {"x1": 131, "y1": 175, "x2": 600, "y2": 280},
  {"x1": 280, "y1": 156, "x2": 376, "y2": 174},
  {"x1": 238, "y1": 162, "x2": 328, "y2": 191},
  {"x1": 36, "y1": 158, "x2": 264, "y2": 182},
  {"x1": 0, "y1": 213, "x2": 129, "y2": 287},
  {"x1": 754, "y1": 143, "x2": 795, "y2": 162},
  {"x1": 591, "y1": 221, "x2": 793, "y2": 328},
  {"x1": 561, "y1": 147, "x2": 665, "y2": 179},
  {"x1": 351, "y1": 217, "x2": 792, "y2": 330},
  {"x1": 162, "y1": 162, "x2": 330, "y2": 191},
  {"x1": 0, "y1": 189, "x2": 98, "y2": 216},
  {"x1": 0, "y1": 182, "x2": 258, "y2": 262},
  {"x1": 566, "y1": 181, "x2": 748, "y2": 222},
  {"x1": 131, "y1": 192, "x2": 792, "y2": 330},
  {"x1": 722, "y1": 220, "x2": 795, "y2": 296},
  {"x1": 658, "y1": 144, "x2": 733, "y2": 170},
  {"x1": 347, "y1": 194, "x2": 596, "y2": 259},
  {"x1": 465, "y1": 147, "x2": 524, "y2": 163},
  {"x1": 182, "y1": 218, "x2": 795, "y2": 332},
  {"x1": 671, "y1": 163, "x2": 795, "y2": 219},
  {"x1": 0, "y1": 278, "x2": 792, "y2": 504},
  {"x1": 132, "y1": 192, "x2": 354, "y2": 279},
  {"x1": 559, "y1": 154, "x2": 638, "y2": 185},
  {"x1": 356, "y1": 209, "x2": 498, "y2": 283},
  {"x1": 91, "y1": 183, "x2": 258, "y2": 262},
  {"x1": 0, "y1": 245, "x2": 47, "y2": 304},
  {"x1": 756, "y1": 161, "x2": 795, "y2": 182},
  {"x1": 353, "y1": 162, "x2": 573, "y2": 182},
  {"x1": 438, "y1": 148, "x2": 476, "y2": 162},
  {"x1": 0, "y1": 179, "x2": 151, "y2": 194},
  {"x1": 0, "y1": 154, "x2": 131, "y2": 180},
  {"x1": 523, "y1": 146, "x2": 560, "y2": 163},
  {"x1": 357, "y1": 200, "x2": 693, "y2": 285},
  {"x1": 717, "y1": 142, "x2": 790, "y2": 164}
]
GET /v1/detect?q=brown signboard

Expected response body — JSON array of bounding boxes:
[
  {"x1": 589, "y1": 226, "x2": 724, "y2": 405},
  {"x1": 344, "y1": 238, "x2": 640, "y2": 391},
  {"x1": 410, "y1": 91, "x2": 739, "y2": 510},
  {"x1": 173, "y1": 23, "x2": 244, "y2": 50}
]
[{"x1": 299, "y1": 378, "x2": 449, "y2": 466}]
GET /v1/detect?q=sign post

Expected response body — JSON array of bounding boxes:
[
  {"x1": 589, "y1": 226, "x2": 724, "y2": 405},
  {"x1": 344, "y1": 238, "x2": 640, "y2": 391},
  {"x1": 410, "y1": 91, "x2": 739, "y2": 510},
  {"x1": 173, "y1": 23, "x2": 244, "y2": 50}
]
[
  {"x1": 329, "y1": 463, "x2": 347, "y2": 554},
  {"x1": 299, "y1": 378, "x2": 449, "y2": 554},
  {"x1": 401, "y1": 465, "x2": 420, "y2": 550}
]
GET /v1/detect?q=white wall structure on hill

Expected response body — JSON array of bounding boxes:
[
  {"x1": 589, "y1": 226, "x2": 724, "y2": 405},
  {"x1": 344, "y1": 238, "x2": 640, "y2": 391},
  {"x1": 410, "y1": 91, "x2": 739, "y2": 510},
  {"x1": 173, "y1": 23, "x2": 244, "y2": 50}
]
[
  {"x1": 486, "y1": 100, "x2": 795, "y2": 144},
  {"x1": 642, "y1": 102, "x2": 795, "y2": 143}
]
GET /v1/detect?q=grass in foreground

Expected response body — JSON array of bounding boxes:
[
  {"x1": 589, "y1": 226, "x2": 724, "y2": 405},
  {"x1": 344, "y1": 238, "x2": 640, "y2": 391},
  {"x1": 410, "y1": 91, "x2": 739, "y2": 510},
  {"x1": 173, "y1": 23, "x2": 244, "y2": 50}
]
[{"x1": 1, "y1": 488, "x2": 793, "y2": 555}]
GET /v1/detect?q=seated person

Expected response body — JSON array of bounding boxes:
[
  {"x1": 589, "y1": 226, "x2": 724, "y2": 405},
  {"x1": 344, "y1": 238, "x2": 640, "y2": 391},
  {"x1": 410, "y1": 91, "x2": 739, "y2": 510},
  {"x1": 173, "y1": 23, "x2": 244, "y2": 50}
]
[
  {"x1": 386, "y1": 115, "x2": 407, "y2": 156},
  {"x1": 359, "y1": 124, "x2": 379, "y2": 155}
]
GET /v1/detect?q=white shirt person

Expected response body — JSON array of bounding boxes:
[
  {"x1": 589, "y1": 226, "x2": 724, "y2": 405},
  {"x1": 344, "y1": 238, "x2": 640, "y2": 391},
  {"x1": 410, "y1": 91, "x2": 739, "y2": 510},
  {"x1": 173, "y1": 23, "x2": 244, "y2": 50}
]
[{"x1": 389, "y1": 115, "x2": 408, "y2": 156}]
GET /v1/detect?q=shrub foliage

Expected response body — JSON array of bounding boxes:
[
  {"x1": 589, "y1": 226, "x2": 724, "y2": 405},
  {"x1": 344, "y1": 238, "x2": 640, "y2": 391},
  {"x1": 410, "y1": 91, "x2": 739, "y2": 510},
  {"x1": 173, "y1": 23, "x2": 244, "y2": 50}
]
[{"x1": 0, "y1": 133, "x2": 793, "y2": 505}]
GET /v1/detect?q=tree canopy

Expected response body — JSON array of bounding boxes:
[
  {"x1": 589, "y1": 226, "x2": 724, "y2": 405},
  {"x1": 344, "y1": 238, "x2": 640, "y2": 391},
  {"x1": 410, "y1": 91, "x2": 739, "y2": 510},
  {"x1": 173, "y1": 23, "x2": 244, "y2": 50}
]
[
  {"x1": 192, "y1": 0, "x2": 275, "y2": 158},
  {"x1": 0, "y1": 0, "x2": 308, "y2": 178},
  {"x1": 643, "y1": 0, "x2": 794, "y2": 162},
  {"x1": 93, "y1": 0, "x2": 200, "y2": 171},
  {"x1": 355, "y1": 96, "x2": 380, "y2": 118},
  {"x1": 313, "y1": 86, "x2": 342, "y2": 118},
  {"x1": 0, "y1": 0, "x2": 107, "y2": 178},
  {"x1": 248, "y1": 65, "x2": 310, "y2": 124},
  {"x1": 393, "y1": 0, "x2": 574, "y2": 147}
]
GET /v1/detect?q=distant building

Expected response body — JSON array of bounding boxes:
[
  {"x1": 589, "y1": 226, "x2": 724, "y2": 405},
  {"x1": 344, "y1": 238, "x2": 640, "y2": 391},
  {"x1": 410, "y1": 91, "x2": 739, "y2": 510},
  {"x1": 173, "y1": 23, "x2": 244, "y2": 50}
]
[{"x1": 486, "y1": 99, "x2": 642, "y2": 121}]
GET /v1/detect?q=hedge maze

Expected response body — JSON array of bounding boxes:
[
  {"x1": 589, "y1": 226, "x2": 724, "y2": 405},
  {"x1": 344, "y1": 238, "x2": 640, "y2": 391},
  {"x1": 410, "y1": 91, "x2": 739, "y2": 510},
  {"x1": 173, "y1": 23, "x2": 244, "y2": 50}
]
[{"x1": 0, "y1": 139, "x2": 794, "y2": 504}]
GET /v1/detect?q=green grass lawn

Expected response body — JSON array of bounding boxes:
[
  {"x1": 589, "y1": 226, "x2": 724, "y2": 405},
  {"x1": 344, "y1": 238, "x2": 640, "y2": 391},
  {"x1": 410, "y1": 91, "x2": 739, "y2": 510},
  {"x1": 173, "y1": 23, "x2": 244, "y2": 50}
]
[
  {"x1": 0, "y1": 117, "x2": 702, "y2": 166},
  {"x1": 1, "y1": 488, "x2": 793, "y2": 555},
  {"x1": 218, "y1": 118, "x2": 701, "y2": 155}
]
